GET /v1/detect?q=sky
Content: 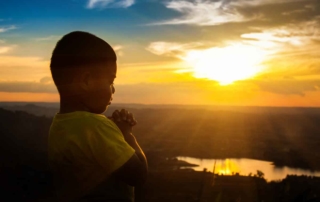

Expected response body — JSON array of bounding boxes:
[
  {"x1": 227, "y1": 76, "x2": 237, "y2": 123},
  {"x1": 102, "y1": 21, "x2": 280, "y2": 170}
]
[{"x1": 1, "y1": 0, "x2": 320, "y2": 106}]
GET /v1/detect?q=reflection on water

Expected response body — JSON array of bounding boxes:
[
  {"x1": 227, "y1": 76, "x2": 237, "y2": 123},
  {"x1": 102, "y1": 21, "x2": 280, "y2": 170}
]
[{"x1": 177, "y1": 156, "x2": 320, "y2": 181}]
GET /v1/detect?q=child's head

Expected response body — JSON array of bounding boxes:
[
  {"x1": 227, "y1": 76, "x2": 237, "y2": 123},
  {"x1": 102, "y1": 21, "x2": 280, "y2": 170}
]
[{"x1": 50, "y1": 31, "x2": 116, "y2": 114}]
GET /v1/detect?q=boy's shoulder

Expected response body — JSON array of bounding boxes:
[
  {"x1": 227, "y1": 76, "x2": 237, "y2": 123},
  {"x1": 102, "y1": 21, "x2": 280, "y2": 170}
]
[
  {"x1": 51, "y1": 111, "x2": 120, "y2": 133},
  {"x1": 49, "y1": 111, "x2": 124, "y2": 151}
]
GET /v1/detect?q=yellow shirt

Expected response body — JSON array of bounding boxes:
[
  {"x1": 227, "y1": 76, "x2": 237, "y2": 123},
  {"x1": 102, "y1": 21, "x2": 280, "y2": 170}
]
[{"x1": 48, "y1": 111, "x2": 135, "y2": 202}]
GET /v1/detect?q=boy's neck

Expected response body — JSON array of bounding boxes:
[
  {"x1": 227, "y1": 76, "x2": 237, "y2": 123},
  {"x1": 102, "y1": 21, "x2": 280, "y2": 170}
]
[{"x1": 59, "y1": 97, "x2": 90, "y2": 114}]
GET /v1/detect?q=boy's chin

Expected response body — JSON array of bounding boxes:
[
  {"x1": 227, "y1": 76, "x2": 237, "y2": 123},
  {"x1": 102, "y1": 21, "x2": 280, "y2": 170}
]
[{"x1": 105, "y1": 103, "x2": 111, "y2": 110}]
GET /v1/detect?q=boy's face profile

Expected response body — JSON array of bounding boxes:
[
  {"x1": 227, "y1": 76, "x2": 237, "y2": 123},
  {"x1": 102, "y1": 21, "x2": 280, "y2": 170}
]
[{"x1": 77, "y1": 62, "x2": 117, "y2": 114}]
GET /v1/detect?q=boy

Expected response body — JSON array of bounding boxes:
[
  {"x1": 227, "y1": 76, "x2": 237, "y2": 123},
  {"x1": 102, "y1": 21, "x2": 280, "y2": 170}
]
[{"x1": 48, "y1": 31, "x2": 148, "y2": 202}]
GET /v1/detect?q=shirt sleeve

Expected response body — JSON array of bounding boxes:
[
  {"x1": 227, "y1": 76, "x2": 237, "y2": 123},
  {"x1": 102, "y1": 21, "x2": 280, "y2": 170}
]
[{"x1": 86, "y1": 120, "x2": 135, "y2": 175}]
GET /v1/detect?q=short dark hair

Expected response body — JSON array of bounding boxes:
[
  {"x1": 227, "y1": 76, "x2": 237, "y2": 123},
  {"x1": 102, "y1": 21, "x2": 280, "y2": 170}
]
[{"x1": 50, "y1": 31, "x2": 116, "y2": 92}]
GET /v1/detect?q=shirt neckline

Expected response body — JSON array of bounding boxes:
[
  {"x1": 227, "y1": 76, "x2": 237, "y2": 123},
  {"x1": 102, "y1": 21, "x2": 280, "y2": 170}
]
[{"x1": 54, "y1": 111, "x2": 105, "y2": 121}]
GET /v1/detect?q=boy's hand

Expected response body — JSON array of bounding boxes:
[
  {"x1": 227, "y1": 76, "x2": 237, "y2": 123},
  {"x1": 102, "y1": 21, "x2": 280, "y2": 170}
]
[
  {"x1": 111, "y1": 109, "x2": 137, "y2": 126},
  {"x1": 109, "y1": 109, "x2": 137, "y2": 136}
]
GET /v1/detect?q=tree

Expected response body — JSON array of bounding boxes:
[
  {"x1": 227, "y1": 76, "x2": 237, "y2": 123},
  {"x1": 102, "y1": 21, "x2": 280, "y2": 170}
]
[{"x1": 256, "y1": 170, "x2": 264, "y2": 178}]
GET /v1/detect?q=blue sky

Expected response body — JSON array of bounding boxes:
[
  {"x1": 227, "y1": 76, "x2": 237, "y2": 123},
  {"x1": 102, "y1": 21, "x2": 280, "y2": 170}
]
[
  {"x1": 1, "y1": 0, "x2": 320, "y2": 106},
  {"x1": 0, "y1": 0, "x2": 175, "y2": 58}
]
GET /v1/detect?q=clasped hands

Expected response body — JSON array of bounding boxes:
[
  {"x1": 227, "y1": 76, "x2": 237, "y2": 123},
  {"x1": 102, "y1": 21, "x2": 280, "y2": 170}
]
[{"x1": 109, "y1": 109, "x2": 137, "y2": 136}]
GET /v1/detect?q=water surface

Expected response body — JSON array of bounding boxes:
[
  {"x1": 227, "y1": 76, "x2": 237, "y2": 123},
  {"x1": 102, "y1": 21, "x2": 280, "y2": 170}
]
[{"x1": 177, "y1": 156, "x2": 320, "y2": 181}]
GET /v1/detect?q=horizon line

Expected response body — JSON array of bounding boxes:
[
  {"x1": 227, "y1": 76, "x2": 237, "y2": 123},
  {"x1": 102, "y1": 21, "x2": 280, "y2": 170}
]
[{"x1": 1, "y1": 101, "x2": 320, "y2": 108}]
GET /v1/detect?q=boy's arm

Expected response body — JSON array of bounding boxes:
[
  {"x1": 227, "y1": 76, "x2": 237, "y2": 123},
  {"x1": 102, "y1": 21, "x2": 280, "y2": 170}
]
[
  {"x1": 113, "y1": 132, "x2": 148, "y2": 186},
  {"x1": 110, "y1": 109, "x2": 148, "y2": 186}
]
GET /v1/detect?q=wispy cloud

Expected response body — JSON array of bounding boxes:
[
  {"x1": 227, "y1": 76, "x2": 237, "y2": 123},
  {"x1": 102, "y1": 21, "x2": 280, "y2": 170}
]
[
  {"x1": 0, "y1": 46, "x2": 14, "y2": 54},
  {"x1": 232, "y1": 0, "x2": 306, "y2": 7},
  {"x1": 250, "y1": 78, "x2": 320, "y2": 96},
  {"x1": 0, "y1": 25, "x2": 16, "y2": 33},
  {"x1": 146, "y1": 41, "x2": 204, "y2": 57},
  {"x1": 0, "y1": 26, "x2": 16, "y2": 53},
  {"x1": 241, "y1": 18, "x2": 320, "y2": 55},
  {"x1": 152, "y1": 0, "x2": 247, "y2": 26},
  {"x1": 148, "y1": 17, "x2": 320, "y2": 61},
  {"x1": 152, "y1": 0, "x2": 306, "y2": 26},
  {"x1": 40, "y1": 76, "x2": 53, "y2": 84},
  {"x1": 34, "y1": 35, "x2": 60, "y2": 42},
  {"x1": 281, "y1": 3, "x2": 315, "y2": 15},
  {"x1": 0, "y1": 56, "x2": 50, "y2": 81},
  {"x1": 0, "y1": 80, "x2": 56, "y2": 93},
  {"x1": 113, "y1": 45, "x2": 124, "y2": 56},
  {"x1": 86, "y1": 0, "x2": 134, "y2": 9}
]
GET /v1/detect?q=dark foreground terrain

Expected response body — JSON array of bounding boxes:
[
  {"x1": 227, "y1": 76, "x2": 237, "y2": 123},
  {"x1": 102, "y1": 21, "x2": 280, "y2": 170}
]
[
  {"x1": 1, "y1": 165, "x2": 320, "y2": 201},
  {"x1": 0, "y1": 104, "x2": 320, "y2": 201}
]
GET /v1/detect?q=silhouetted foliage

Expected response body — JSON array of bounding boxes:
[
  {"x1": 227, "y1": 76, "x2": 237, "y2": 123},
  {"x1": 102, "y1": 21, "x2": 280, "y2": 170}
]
[{"x1": 257, "y1": 170, "x2": 265, "y2": 178}]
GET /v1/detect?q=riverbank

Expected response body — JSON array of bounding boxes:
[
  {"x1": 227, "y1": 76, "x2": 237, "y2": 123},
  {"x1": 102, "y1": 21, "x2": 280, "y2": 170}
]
[{"x1": 141, "y1": 170, "x2": 320, "y2": 202}]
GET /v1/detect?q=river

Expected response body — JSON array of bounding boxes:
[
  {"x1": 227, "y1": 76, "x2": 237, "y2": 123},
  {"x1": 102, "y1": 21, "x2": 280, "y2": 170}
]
[{"x1": 177, "y1": 156, "x2": 320, "y2": 181}]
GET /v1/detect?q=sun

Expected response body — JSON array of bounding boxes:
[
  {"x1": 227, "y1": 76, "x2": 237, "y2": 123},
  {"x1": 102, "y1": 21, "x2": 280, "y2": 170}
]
[{"x1": 183, "y1": 44, "x2": 267, "y2": 85}]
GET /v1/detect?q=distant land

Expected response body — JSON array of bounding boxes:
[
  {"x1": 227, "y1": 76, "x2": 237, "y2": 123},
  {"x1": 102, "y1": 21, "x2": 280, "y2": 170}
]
[
  {"x1": 2, "y1": 101, "x2": 320, "y2": 116},
  {"x1": 1, "y1": 102, "x2": 320, "y2": 171}
]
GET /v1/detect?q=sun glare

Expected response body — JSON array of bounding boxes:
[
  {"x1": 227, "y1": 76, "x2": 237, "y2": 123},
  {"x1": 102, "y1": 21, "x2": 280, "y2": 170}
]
[
  {"x1": 215, "y1": 159, "x2": 240, "y2": 175},
  {"x1": 183, "y1": 44, "x2": 267, "y2": 85}
]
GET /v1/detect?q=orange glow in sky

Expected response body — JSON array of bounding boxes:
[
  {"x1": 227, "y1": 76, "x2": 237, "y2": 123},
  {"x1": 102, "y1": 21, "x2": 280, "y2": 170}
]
[{"x1": 1, "y1": 0, "x2": 320, "y2": 106}]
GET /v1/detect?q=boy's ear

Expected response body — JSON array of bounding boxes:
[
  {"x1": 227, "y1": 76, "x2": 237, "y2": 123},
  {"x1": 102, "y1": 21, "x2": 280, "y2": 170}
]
[{"x1": 78, "y1": 71, "x2": 91, "y2": 91}]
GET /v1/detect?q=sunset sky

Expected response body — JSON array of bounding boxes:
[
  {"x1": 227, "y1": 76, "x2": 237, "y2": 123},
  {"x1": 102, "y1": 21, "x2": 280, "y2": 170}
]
[{"x1": 1, "y1": 0, "x2": 320, "y2": 106}]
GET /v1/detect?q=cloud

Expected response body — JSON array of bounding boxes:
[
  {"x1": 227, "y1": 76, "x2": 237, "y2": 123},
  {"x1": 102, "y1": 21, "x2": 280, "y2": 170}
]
[
  {"x1": 0, "y1": 56, "x2": 50, "y2": 81},
  {"x1": 113, "y1": 45, "x2": 122, "y2": 51},
  {"x1": 152, "y1": 0, "x2": 248, "y2": 26},
  {"x1": 250, "y1": 78, "x2": 320, "y2": 96},
  {"x1": 34, "y1": 35, "x2": 60, "y2": 42},
  {"x1": 151, "y1": 0, "x2": 308, "y2": 26},
  {"x1": 0, "y1": 39, "x2": 16, "y2": 54},
  {"x1": 0, "y1": 25, "x2": 16, "y2": 33},
  {"x1": 0, "y1": 25, "x2": 17, "y2": 53},
  {"x1": 232, "y1": 0, "x2": 305, "y2": 7},
  {"x1": 0, "y1": 80, "x2": 57, "y2": 93},
  {"x1": 146, "y1": 40, "x2": 269, "y2": 60},
  {"x1": 0, "y1": 46, "x2": 14, "y2": 54},
  {"x1": 147, "y1": 17, "x2": 320, "y2": 61},
  {"x1": 240, "y1": 18, "x2": 320, "y2": 77},
  {"x1": 282, "y1": 9, "x2": 307, "y2": 16},
  {"x1": 146, "y1": 41, "x2": 204, "y2": 57},
  {"x1": 86, "y1": 0, "x2": 134, "y2": 9},
  {"x1": 40, "y1": 76, "x2": 53, "y2": 84},
  {"x1": 113, "y1": 45, "x2": 124, "y2": 56}
]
